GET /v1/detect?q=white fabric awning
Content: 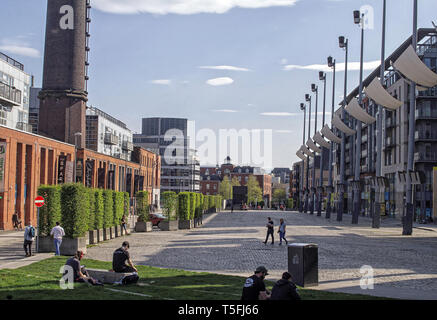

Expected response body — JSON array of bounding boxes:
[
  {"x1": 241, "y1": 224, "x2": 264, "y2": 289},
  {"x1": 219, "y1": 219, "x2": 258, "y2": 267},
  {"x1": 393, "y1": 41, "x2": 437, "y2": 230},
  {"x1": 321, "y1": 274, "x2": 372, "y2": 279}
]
[
  {"x1": 321, "y1": 124, "x2": 342, "y2": 144},
  {"x1": 393, "y1": 45, "x2": 437, "y2": 88},
  {"x1": 296, "y1": 150, "x2": 306, "y2": 160},
  {"x1": 364, "y1": 77, "x2": 403, "y2": 110},
  {"x1": 306, "y1": 138, "x2": 322, "y2": 153},
  {"x1": 313, "y1": 131, "x2": 331, "y2": 149},
  {"x1": 300, "y1": 145, "x2": 313, "y2": 157},
  {"x1": 345, "y1": 97, "x2": 376, "y2": 124},
  {"x1": 332, "y1": 114, "x2": 356, "y2": 136}
]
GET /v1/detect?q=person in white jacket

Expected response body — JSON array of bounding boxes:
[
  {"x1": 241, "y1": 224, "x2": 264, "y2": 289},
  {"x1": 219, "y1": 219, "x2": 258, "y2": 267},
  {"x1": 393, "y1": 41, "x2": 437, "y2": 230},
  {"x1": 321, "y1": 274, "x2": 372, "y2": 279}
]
[{"x1": 50, "y1": 222, "x2": 65, "y2": 256}]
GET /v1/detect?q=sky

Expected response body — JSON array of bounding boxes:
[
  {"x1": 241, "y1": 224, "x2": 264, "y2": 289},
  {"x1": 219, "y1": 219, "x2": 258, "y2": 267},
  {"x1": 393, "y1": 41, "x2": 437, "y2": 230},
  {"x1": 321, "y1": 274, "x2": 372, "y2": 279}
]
[{"x1": 1, "y1": 0, "x2": 436, "y2": 170}]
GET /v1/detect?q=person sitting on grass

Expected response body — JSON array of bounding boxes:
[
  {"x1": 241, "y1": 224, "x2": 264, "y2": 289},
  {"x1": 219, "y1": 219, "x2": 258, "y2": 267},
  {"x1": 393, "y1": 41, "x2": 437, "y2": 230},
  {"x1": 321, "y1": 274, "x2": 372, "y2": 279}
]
[
  {"x1": 112, "y1": 241, "x2": 138, "y2": 273},
  {"x1": 270, "y1": 272, "x2": 301, "y2": 300},
  {"x1": 64, "y1": 251, "x2": 102, "y2": 286},
  {"x1": 241, "y1": 266, "x2": 271, "y2": 300}
]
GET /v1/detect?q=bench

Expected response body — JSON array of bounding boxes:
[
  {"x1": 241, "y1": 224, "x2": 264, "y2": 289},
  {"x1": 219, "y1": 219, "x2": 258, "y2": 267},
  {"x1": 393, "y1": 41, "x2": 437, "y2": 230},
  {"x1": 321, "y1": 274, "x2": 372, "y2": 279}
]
[{"x1": 86, "y1": 268, "x2": 135, "y2": 284}]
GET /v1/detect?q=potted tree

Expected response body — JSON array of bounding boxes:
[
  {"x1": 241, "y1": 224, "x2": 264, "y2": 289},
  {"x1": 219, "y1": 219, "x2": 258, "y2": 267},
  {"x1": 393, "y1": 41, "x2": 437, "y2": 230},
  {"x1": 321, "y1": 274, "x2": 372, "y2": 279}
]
[
  {"x1": 37, "y1": 185, "x2": 62, "y2": 252},
  {"x1": 102, "y1": 190, "x2": 113, "y2": 240},
  {"x1": 178, "y1": 192, "x2": 193, "y2": 229},
  {"x1": 134, "y1": 191, "x2": 152, "y2": 232},
  {"x1": 160, "y1": 191, "x2": 178, "y2": 231}
]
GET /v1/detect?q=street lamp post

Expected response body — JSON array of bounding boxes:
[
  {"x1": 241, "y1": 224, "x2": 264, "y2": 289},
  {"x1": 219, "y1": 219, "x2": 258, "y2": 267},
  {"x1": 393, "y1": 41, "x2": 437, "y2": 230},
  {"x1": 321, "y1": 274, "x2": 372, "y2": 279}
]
[
  {"x1": 352, "y1": 10, "x2": 365, "y2": 224},
  {"x1": 337, "y1": 35, "x2": 348, "y2": 222},
  {"x1": 304, "y1": 94, "x2": 312, "y2": 214},
  {"x1": 300, "y1": 103, "x2": 307, "y2": 213},
  {"x1": 404, "y1": 0, "x2": 418, "y2": 235},
  {"x1": 326, "y1": 56, "x2": 336, "y2": 219},
  {"x1": 374, "y1": 0, "x2": 387, "y2": 229},
  {"x1": 73, "y1": 132, "x2": 82, "y2": 183},
  {"x1": 310, "y1": 84, "x2": 318, "y2": 215},
  {"x1": 317, "y1": 72, "x2": 327, "y2": 217}
]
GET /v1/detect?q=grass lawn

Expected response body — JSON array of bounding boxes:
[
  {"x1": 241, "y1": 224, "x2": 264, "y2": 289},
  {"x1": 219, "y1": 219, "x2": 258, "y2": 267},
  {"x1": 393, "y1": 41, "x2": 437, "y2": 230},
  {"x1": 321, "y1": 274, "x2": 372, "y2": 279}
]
[{"x1": 0, "y1": 257, "x2": 386, "y2": 300}]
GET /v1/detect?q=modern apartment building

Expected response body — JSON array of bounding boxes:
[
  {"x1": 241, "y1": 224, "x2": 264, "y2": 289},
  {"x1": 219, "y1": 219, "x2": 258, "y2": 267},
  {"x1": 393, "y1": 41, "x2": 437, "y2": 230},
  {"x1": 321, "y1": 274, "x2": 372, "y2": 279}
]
[{"x1": 0, "y1": 52, "x2": 32, "y2": 133}]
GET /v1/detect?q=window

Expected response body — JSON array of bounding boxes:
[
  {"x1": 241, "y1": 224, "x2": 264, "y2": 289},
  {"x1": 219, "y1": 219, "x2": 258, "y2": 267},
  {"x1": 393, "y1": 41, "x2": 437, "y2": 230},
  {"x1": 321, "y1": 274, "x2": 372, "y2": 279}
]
[{"x1": 206, "y1": 184, "x2": 210, "y2": 189}]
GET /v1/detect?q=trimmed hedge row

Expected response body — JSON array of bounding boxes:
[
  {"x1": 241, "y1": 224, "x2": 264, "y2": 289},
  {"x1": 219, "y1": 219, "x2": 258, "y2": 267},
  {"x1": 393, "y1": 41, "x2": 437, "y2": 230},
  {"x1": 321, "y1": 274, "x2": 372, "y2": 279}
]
[
  {"x1": 37, "y1": 183, "x2": 133, "y2": 238},
  {"x1": 176, "y1": 193, "x2": 223, "y2": 221}
]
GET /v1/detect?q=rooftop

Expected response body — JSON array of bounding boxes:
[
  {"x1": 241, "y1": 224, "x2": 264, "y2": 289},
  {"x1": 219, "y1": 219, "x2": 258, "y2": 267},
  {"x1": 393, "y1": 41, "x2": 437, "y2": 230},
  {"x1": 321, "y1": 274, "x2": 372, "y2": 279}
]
[{"x1": 0, "y1": 52, "x2": 24, "y2": 71}]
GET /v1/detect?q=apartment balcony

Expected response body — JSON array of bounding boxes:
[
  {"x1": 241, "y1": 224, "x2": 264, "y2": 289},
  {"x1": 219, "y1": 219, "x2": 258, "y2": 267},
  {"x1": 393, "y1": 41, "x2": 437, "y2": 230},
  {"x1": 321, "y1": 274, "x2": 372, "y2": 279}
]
[
  {"x1": 414, "y1": 152, "x2": 437, "y2": 162},
  {"x1": 16, "y1": 122, "x2": 32, "y2": 133},
  {"x1": 415, "y1": 130, "x2": 437, "y2": 141},
  {"x1": 122, "y1": 140, "x2": 134, "y2": 151},
  {"x1": 104, "y1": 133, "x2": 119, "y2": 145},
  {"x1": 416, "y1": 109, "x2": 437, "y2": 120},
  {"x1": 0, "y1": 82, "x2": 21, "y2": 106}
]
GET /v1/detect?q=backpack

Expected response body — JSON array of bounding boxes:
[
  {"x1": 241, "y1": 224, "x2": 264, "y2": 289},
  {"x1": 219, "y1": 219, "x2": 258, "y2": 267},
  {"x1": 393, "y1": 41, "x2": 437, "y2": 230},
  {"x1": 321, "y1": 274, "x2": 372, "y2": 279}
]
[
  {"x1": 28, "y1": 226, "x2": 35, "y2": 238},
  {"x1": 122, "y1": 274, "x2": 139, "y2": 285}
]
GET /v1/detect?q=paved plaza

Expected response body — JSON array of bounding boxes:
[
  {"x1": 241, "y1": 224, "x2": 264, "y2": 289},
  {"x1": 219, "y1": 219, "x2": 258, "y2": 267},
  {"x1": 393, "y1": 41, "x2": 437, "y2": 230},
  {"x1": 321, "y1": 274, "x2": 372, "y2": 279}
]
[{"x1": 85, "y1": 210, "x2": 437, "y2": 300}]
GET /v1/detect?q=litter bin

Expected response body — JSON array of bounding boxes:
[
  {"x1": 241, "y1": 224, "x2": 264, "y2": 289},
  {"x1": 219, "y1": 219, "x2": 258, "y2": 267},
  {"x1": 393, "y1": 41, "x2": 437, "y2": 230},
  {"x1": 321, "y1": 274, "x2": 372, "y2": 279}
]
[{"x1": 288, "y1": 243, "x2": 318, "y2": 287}]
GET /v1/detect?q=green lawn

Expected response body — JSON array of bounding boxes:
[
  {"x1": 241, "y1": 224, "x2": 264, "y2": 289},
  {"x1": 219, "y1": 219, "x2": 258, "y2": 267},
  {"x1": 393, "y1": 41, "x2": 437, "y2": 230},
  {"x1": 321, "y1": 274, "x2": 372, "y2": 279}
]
[{"x1": 0, "y1": 257, "x2": 386, "y2": 300}]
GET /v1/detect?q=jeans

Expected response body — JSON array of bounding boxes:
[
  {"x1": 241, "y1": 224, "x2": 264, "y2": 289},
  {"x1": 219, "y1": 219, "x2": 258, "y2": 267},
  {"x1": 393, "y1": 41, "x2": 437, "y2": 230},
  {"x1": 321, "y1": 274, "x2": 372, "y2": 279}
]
[
  {"x1": 54, "y1": 239, "x2": 62, "y2": 256},
  {"x1": 279, "y1": 231, "x2": 288, "y2": 245},
  {"x1": 24, "y1": 240, "x2": 33, "y2": 255},
  {"x1": 265, "y1": 229, "x2": 274, "y2": 244}
]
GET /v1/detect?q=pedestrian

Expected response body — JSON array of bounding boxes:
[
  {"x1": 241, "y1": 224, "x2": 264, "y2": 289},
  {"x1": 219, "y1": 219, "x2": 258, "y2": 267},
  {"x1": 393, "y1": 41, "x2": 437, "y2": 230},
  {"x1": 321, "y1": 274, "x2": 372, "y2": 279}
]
[
  {"x1": 263, "y1": 217, "x2": 274, "y2": 245},
  {"x1": 121, "y1": 215, "x2": 129, "y2": 235},
  {"x1": 50, "y1": 221, "x2": 65, "y2": 256},
  {"x1": 13, "y1": 212, "x2": 23, "y2": 230},
  {"x1": 23, "y1": 222, "x2": 35, "y2": 257},
  {"x1": 278, "y1": 218, "x2": 288, "y2": 246},
  {"x1": 270, "y1": 272, "x2": 301, "y2": 300},
  {"x1": 241, "y1": 266, "x2": 271, "y2": 300},
  {"x1": 112, "y1": 241, "x2": 138, "y2": 273}
]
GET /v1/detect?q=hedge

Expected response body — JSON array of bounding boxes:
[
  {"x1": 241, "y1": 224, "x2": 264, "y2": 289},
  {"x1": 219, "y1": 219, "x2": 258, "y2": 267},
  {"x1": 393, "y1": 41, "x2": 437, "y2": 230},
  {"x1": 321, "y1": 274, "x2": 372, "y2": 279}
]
[
  {"x1": 102, "y1": 190, "x2": 114, "y2": 228},
  {"x1": 136, "y1": 191, "x2": 149, "y2": 222},
  {"x1": 178, "y1": 192, "x2": 191, "y2": 221},
  {"x1": 162, "y1": 191, "x2": 178, "y2": 221},
  {"x1": 195, "y1": 193, "x2": 202, "y2": 218},
  {"x1": 60, "y1": 183, "x2": 89, "y2": 238},
  {"x1": 124, "y1": 192, "x2": 130, "y2": 216},
  {"x1": 189, "y1": 192, "x2": 196, "y2": 220},
  {"x1": 88, "y1": 189, "x2": 96, "y2": 231},
  {"x1": 113, "y1": 191, "x2": 125, "y2": 225},
  {"x1": 94, "y1": 189, "x2": 104, "y2": 230},
  {"x1": 202, "y1": 194, "x2": 209, "y2": 213},
  {"x1": 37, "y1": 185, "x2": 61, "y2": 236}
]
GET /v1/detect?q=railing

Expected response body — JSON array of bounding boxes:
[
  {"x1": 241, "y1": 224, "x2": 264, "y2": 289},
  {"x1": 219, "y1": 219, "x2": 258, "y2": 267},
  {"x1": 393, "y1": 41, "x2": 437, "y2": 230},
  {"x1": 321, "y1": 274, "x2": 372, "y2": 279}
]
[
  {"x1": 416, "y1": 109, "x2": 437, "y2": 119},
  {"x1": 15, "y1": 122, "x2": 32, "y2": 133},
  {"x1": 0, "y1": 52, "x2": 24, "y2": 70},
  {"x1": 414, "y1": 152, "x2": 437, "y2": 162},
  {"x1": 0, "y1": 82, "x2": 21, "y2": 105},
  {"x1": 415, "y1": 130, "x2": 437, "y2": 141},
  {"x1": 122, "y1": 140, "x2": 134, "y2": 151},
  {"x1": 104, "y1": 133, "x2": 119, "y2": 145}
]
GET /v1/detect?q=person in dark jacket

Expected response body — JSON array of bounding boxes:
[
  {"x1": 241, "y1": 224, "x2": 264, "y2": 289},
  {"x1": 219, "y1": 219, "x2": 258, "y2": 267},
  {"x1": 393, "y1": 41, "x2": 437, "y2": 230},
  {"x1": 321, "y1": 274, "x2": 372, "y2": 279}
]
[{"x1": 270, "y1": 272, "x2": 301, "y2": 300}]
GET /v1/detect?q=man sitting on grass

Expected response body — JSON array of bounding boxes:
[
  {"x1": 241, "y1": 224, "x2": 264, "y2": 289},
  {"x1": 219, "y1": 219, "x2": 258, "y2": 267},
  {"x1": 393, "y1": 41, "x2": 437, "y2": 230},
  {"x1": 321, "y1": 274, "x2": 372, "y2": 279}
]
[
  {"x1": 270, "y1": 272, "x2": 301, "y2": 300},
  {"x1": 64, "y1": 251, "x2": 102, "y2": 286},
  {"x1": 241, "y1": 266, "x2": 271, "y2": 300},
  {"x1": 112, "y1": 241, "x2": 138, "y2": 273}
]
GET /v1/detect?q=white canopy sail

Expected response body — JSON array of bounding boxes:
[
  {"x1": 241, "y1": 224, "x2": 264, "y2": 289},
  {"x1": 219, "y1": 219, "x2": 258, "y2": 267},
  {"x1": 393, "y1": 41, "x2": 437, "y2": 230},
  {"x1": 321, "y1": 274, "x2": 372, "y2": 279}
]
[
  {"x1": 345, "y1": 97, "x2": 376, "y2": 124},
  {"x1": 364, "y1": 77, "x2": 403, "y2": 110},
  {"x1": 300, "y1": 145, "x2": 313, "y2": 157},
  {"x1": 296, "y1": 150, "x2": 306, "y2": 160},
  {"x1": 332, "y1": 114, "x2": 356, "y2": 136},
  {"x1": 313, "y1": 131, "x2": 331, "y2": 149},
  {"x1": 306, "y1": 138, "x2": 322, "y2": 153},
  {"x1": 393, "y1": 45, "x2": 437, "y2": 88},
  {"x1": 321, "y1": 124, "x2": 342, "y2": 144}
]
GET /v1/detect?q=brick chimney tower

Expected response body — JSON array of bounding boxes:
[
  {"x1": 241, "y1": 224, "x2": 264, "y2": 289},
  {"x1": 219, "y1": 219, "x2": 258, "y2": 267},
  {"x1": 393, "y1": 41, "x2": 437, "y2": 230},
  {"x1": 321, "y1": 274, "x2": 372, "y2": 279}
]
[{"x1": 38, "y1": 0, "x2": 91, "y2": 147}]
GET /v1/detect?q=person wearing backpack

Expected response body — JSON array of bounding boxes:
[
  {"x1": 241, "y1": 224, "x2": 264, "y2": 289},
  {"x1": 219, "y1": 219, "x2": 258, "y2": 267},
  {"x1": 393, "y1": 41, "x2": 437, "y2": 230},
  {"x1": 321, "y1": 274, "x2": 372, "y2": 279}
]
[{"x1": 23, "y1": 223, "x2": 35, "y2": 257}]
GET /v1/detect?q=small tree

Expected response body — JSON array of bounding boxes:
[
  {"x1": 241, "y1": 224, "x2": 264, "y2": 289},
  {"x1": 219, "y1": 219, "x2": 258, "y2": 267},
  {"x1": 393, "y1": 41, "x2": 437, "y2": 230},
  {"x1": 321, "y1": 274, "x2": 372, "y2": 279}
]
[
  {"x1": 273, "y1": 188, "x2": 287, "y2": 205},
  {"x1": 247, "y1": 176, "x2": 262, "y2": 205},
  {"x1": 189, "y1": 192, "x2": 196, "y2": 220},
  {"x1": 219, "y1": 176, "x2": 232, "y2": 200},
  {"x1": 88, "y1": 188, "x2": 96, "y2": 231},
  {"x1": 37, "y1": 185, "x2": 61, "y2": 236},
  {"x1": 135, "y1": 191, "x2": 150, "y2": 222},
  {"x1": 113, "y1": 191, "x2": 125, "y2": 225},
  {"x1": 178, "y1": 192, "x2": 191, "y2": 220},
  {"x1": 60, "y1": 183, "x2": 89, "y2": 238},
  {"x1": 102, "y1": 190, "x2": 114, "y2": 228},
  {"x1": 162, "y1": 191, "x2": 178, "y2": 221},
  {"x1": 94, "y1": 189, "x2": 104, "y2": 230}
]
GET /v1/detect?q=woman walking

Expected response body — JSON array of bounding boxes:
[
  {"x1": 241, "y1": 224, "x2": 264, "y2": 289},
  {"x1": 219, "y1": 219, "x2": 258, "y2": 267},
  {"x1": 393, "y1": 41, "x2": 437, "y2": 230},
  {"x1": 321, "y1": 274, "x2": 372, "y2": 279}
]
[{"x1": 278, "y1": 218, "x2": 288, "y2": 246}]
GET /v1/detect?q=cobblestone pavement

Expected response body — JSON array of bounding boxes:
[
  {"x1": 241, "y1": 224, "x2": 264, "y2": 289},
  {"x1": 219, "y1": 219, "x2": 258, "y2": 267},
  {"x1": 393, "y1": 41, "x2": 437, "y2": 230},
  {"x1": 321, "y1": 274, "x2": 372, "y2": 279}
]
[{"x1": 86, "y1": 211, "x2": 437, "y2": 300}]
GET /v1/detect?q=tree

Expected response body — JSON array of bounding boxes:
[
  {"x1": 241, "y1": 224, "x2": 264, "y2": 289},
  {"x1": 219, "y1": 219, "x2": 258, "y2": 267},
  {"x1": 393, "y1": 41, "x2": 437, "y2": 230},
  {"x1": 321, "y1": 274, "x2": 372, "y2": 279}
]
[
  {"x1": 272, "y1": 188, "x2": 287, "y2": 205},
  {"x1": 247, "y1": 176, "x2": 262, "y2": 205},
  {"x1": 219, "y1": 176, "x2": 232, "y2": 200}
]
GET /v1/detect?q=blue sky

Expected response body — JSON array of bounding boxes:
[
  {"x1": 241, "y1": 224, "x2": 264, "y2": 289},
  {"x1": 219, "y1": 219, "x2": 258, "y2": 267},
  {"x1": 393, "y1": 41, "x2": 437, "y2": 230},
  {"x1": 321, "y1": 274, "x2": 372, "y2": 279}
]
[{"x1": 1, "y1": 0, "x2": 436, "y2": 169}]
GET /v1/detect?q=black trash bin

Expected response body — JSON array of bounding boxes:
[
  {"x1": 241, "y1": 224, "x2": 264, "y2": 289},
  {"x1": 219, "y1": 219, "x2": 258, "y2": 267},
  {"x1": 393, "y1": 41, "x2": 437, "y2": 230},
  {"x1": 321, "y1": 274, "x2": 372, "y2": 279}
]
[{"x1": 287, "y1": 243, "x2": 318, "y2": 287}]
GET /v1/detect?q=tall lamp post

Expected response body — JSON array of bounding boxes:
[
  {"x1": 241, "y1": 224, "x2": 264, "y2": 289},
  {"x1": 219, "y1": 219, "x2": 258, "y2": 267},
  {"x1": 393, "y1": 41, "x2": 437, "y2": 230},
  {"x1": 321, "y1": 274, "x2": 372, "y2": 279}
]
[
  {"x1": 300, "y1": 103, "x2": 307, "y2": 213},
  {"x1": 337, "y1": 35, "x2": 348, "y2": 222},
  {"x1": 326, "y1": 56, "x2": 336, "y2": 219},
  {"x1": 310, "y1": 83, "x2": 318, "y2": 215},
  {"x1": 304, "y1": 93, "x2": 312, "y2": 213},
  {"x1": 404, "y1": 0, "x2": 418, "y2": 235},
  {"x1": 317, "y1": 72, "x2": 327, "y2": 216},
  {"x1": 352, "y1": 10, "x2": 365, "y2": 224}
]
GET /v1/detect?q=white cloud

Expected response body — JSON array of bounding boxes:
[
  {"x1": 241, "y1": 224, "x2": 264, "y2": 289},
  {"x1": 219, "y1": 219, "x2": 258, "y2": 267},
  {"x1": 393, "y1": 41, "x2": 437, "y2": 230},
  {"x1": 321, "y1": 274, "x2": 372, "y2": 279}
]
[
  {"x1": 283, "y1": 60, "x2": 380, "y2": 72},
  {"x1": 260, "y1": 112, "x2": 299, "y2": 116},
  {"x1": 149, "y1": 79, "x2": 171, "y2": 85},
  {"x1": 92, "y1": 0, "x2": 298, "y2": 15},
  {"x1": 280, "y1": 58, "x2": 288, "y2": 65},
  {"x1": 199, "y1": 65, "x2": 251, "y2": 72},
  {"x1": 206, "y1": 77, "x2": 234, "y2": 86},
  {"x1": 0, "y1": 37, "x2": 40, "y2": 58},
  {"x1": 212, "y1": 109, "x2": 238, "y2": 113}
]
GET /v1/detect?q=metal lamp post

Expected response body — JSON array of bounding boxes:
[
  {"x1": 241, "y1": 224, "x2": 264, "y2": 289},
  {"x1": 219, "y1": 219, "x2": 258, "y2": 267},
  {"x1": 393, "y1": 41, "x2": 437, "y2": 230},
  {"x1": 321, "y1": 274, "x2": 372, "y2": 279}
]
[
  {"x1": 304, "y1": 93, "x2": 312, "y2": 214},
  {"x1": 337, "y1": 35, "x2": 348, "y2": 222},
  {"x1": 310, "y1": 83, "x2": 318, "y2": 215},
  {"x1": 352, "y1": 10, "x2": 365, "y2": 224},
  {"x1": 300, "y1": 103, "x2": 307, "y2": 213},
  {"x1": 326, "y1": 56, "x2": 336, "y2": 219},
  {"x1": 317, "y1": 71, "x2": 327, "y2": 217},
  {"x1": 73, "y1": 132, "x2": 82, "y2": 183}
]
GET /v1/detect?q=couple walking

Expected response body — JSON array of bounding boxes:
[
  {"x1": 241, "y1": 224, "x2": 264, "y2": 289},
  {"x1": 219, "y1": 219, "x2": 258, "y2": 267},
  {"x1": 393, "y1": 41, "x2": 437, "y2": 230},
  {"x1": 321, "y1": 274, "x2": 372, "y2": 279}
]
[{"x1": 263, "y1": 217, "x2": 288, "y2": 245}]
